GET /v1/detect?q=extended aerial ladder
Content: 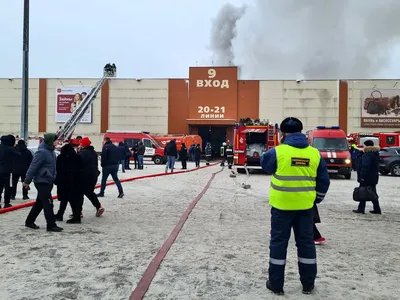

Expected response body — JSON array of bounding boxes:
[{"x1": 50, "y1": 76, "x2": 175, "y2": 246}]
[{"x1": 55, "y1": 63, "x2": 116, "y2": 141}]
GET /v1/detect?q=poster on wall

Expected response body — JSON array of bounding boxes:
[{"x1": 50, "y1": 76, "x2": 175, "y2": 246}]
[
  {"x1": 361, "y1": 89, "x2": 400, "y2": 128},
  {"x1": 55, "y1": 86, "x2": 92, "y2": 123}
]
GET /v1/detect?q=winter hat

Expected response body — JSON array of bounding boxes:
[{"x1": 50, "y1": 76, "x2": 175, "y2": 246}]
[
  {"x1": 43, "y1": 133, "x2": 57, "y2": 146},
  {"x1": 364, "y1": 140, "x2": 374, "y2": 147},
  {"x1": 80, "y1": 137, "x2": 91, "y2": 148},
  {"x1": 280, "y1": 117, "x2": 303, "y2": 133}
]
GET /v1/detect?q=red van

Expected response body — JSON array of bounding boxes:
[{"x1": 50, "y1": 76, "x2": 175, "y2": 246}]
[
  {"x1": 306, "y1": 126, "x2": 352, "y2": 179},
  {"x1": 103, "y1": 130, "x2": 166, "y2": 164}
]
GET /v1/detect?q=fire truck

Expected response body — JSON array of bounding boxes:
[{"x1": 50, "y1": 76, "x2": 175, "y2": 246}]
[
  {"x1": 306, "y1": 126, "x2": 352, "y2": 179},
  {"x1": 233, "y1": 118, "x2": 279, "y2": 173},
  {"x1": 348, "y1": 132, "x2": 400, "y2": 148}
]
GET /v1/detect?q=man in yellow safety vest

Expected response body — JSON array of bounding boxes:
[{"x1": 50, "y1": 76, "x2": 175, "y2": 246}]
[{"x1": 260, "y1": 117, "x2": 330, "y2": 295}]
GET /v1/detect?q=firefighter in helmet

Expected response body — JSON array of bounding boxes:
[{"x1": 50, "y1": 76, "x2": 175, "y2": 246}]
[
  {"x1": 225, "y1": 141, "x2": 234, "y2": 169},
  {"x1": 205, "y1": 142, "x2": 212, "y2": 165},
  {"x1": 220, "y1": 142, "x2": 227, "y2": 166},
  {"x1": 260, "y1": 117, "x2": 330, "y2": 295}
]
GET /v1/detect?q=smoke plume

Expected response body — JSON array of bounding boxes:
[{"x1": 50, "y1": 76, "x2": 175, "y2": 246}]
[
  {"x1": 209, "y1": 3, "x2": 247, "y2": 66},
  {"x1": 209, "y1": 0, "x2": 400, "y2": 79}
]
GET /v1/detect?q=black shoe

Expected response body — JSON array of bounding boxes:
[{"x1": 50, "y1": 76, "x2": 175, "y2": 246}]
[
  {"x1": 4, "y1": 203, "x2": 12, "y2": 208},
  {"x1": 117, "y1": 192, "x2": 124, "y2": 198},
  {"x1": 23, "y1": 196, "x2": 29, "y2": 200},
  {"x1": 352, "y1": 210, "x2": 365, "y2": 214},
  {"x1": 11, "y1": 197, "x2": 15, "y2": 200},
  {"x1": 25, "y1": 223, "x2": 40, "y2": 229},
  {"x1": 302, "y1": 285, "x2": 315, "y2": 294},
  {"x1": 370, "y1": 210, "x2": 382, "y2": 215},
  {"x1": 55, "y1": 214, "x2": 63, "y2": 222},
  {"x1": 97, "y1": 193, "x2": 104, "y2": 197},
  {"x1": 66, "y1": 218, "x2": 81, "y2": 224},
  {"x1": 266, "y1": 280, "x2": 284, "y2": 295},
  {"x1": 47, "y1": 226, "x2": 63, "y2": 232}
]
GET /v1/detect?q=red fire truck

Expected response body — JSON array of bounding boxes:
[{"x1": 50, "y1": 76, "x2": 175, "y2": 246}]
[
  {"x1": 349, "y1": 132, "x2": 400, "y2": 148},
  {"x1": 306, "y1": 126, "x2": 352, "y2": 179},
  {"x1": 233, "y1": 119, "x2": 279, "y2": 173}
]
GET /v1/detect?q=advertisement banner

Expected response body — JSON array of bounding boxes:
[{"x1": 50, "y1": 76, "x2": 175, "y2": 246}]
[
  {"x1": 55, "y1": 86, "x2": 92, "y2": 123},
  {"x1": 188, "y1": 67, "x2": 238, "y2": 121},
  {"x1": 361, "y1": 89, "x2": 400, "y2": 128}
]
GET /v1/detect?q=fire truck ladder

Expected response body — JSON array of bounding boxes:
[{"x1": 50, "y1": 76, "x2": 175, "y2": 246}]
[{"x1": 56, "y1": 64, "x2": 115, "y2": 141}]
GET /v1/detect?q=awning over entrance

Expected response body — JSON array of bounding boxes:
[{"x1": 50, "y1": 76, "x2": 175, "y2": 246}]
[{"x1": 241, "y1": 128, "x2": 267, "y2": 133}]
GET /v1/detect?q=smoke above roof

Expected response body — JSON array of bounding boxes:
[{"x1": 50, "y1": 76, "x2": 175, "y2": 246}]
[{"x1": 208, "y1": 0, "x2": 400, "y2": 79}]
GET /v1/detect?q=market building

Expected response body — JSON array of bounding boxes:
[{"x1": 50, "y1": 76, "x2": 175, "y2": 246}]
[{"x1": 1, "y1": 66, "x2": 399, "y2": 149}]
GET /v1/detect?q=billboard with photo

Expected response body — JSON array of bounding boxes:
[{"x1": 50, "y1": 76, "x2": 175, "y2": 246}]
[
  {"x1": 361, "y1": 89, "x2": 400, "y2": 128},
  {"x1": 55, "y1": 86, "x2": 92, "y2": 123}
]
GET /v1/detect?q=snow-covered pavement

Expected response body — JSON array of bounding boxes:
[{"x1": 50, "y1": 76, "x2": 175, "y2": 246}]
[{"x1": 1, "y1": 165, "x2": 399, "y2": 300}]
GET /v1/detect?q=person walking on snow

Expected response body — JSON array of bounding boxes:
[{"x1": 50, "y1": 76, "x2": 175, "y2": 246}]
[
  {"x1": 260, "y1": 117, "x2": 330, "y2": 295},
  {"x1": 54, "y1": 143, "x2": 83, "y2": 223},
  {"x1": 194, "y1": 143, "x2": 201, "y2": 168},
  {"x1": 24, "y1": 133, "x2": 63, "y2": 232},
  {"x1": 136, "y1": 142, "x2": 145, "y2": 169},
  {"x1": 353, "y1": 139, "x2": 381, "y2": 214},
  {"x1": 77, "y1": 137, "x2": 104, "y2": 219},
  {"x1": 179, "y1": 143, "x2": 188, "y2": 170},
  {"x1": 97, "y1": 137, "x2": 124, "y2": 198},
  {"x1": 11, "y1": 140, "x2": 32, "y2": 200}
]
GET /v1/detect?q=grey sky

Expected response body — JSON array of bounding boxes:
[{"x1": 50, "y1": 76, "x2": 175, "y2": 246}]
[{"x1": 1, "y1": 0, "x2": 399, "y2": 79}]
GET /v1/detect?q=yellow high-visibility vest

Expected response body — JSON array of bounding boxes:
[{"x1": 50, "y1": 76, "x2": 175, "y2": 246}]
[{"x1": 269, "y1": 144, "x2": 320, "y2": 210}]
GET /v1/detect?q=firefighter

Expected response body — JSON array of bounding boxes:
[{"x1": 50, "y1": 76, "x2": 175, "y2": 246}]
[
  {"x1": 260, "y1": 117, "x2": 330, "y2": 295},
  {"x1": 205, "y1": 142, "x2": 212, "y2": 165},
  {"x1": 220, "y1": 142, "x2": 226, "y2": 166},
  {"x1": 350, "y1": 141, "x2": 360, "y2": 171},
  {"x1": 225, "y1": 142, "x2": 234, "y2": 169}
]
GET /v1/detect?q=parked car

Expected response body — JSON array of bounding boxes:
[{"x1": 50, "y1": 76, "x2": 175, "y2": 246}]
[{"x1": 379, "y1": 147, "x2": 400, "y2": 176}]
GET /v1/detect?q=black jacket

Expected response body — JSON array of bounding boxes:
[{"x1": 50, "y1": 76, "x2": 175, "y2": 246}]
[
  {"x1": 118, "y1": 143, "x2": 126, "y2": 160},
  {"x1": 55, "y1": 144, "x2": 83, "y2": 192},
  {"x1": 194, "y1": 146, "x2": 201, "y2": 159},
  {"x1": 0, "y1": 136, "x2": 21, "y2": 174},
  {"x1": 165, "y1": 141, "x2": 178, "y2": 157},
  {"x1": 137, "y1": 144, "x2": 145, "y2": 156},
  {"x1": 132, "y1": 144, "x2": 139, "y2": 157},
  {"x1": 13, "y1": 143, "x2": 33, "y2": 174},
  {"x1": 179, "y1": 146, "x2": 188, "y2": 160},
  {"x1": 78, "y1": 146, "x2": 99, "y2": 181},
  {"x1": 357, "y1": 146, "x2": 380, "y2": 186},
  {"x1": 101, "y1": 141, "x2": 120, "y2": 167}
]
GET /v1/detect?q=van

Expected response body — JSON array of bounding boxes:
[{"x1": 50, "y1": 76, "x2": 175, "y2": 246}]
[
  {"x1": 103, "y1": 130, "x2": 166, "y2": 164},
  {"x1": 306, "y1": 126, "x2": 352, "y2": 179}
]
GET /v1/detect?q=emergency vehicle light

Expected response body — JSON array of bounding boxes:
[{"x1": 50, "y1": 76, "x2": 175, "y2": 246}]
[{"x1": 316, "y1": 126, "x2": 340, "y2": 130}]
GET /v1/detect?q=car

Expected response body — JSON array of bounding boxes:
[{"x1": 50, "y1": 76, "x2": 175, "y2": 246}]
[{"x1": 378, "y1": 147, "x2": 400, "y2": 176}]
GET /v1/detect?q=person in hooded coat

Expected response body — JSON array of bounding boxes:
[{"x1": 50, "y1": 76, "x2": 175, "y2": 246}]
[
  {"x1": 54, "y1": 143, "x2": 83, "y2": 223},
  {"x1": 353, "y1": 140, "x2": 381, "y2": 214},
  {"x1": 11, "y1": 140, "x2": 33, "y2": 200},
  {"x1": 194, "y1": 144, "x2": 201, "y2": 168},
  {"x1": 24, "y1": 133, "x2": 63, "y2": 232},
  {"x1": 0, "y1": 135, "x2": 21, "y2": 208},
  {"x1": 77, "y1": 137, "x2": 104, "y2": 219},
  {"x1": 179, "y1": 143, "x2": 188, "y2": 169}
]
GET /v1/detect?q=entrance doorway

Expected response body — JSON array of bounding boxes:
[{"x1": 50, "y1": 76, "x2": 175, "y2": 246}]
[{"x1": 196, "y1": 126, "x2": 228, "y2": 157}]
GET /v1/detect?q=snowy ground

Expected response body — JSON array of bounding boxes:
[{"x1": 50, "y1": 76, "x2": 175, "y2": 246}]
[{"x1": 1, "y1": 165, "x2": 400, "y2": 300}]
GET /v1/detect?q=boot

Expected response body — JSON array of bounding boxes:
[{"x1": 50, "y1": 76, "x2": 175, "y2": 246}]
[{"x1": 47, "y1": 225, "x2": 63, "y2": 232}]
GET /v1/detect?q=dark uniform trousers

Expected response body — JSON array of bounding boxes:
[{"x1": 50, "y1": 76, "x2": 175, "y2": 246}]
[
  {"x1": 25, "y1": 183, "x2": 56, "y2": 228},
  {"x1": 269, "y1": 207, "x2": 317, "y2": 290}
]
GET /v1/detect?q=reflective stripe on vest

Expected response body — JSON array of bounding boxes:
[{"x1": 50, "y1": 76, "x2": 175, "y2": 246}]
[{"x1": 269, "y1": 144, "x2": 320, "y2": 210}]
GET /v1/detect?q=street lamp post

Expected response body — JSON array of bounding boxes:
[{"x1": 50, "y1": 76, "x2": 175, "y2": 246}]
[{"x1": 21, "y1": 0, "x2": 29, "y2": 140}]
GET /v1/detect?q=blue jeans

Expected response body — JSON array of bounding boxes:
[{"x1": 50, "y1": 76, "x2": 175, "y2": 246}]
[
  {"x1": 269, "y1": 207, "x2": 316, "y2": 290},
  {"x1": 137, "y1": 155, "x2": 144, "y2": 168},
  {"x1": 166, "y1": 156, "x2": 175, "y2": 172},
  {"x1": 120, "y1": 160, "x2": 125, "y2": 172},
  {"x1": 100, "y1": 165, "x2": 123, "y2": 194}
]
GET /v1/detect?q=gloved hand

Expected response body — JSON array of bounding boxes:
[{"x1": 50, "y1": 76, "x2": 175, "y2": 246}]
[{"x1": 315, "y1": 196, "x2": 324, "y2": 204}]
